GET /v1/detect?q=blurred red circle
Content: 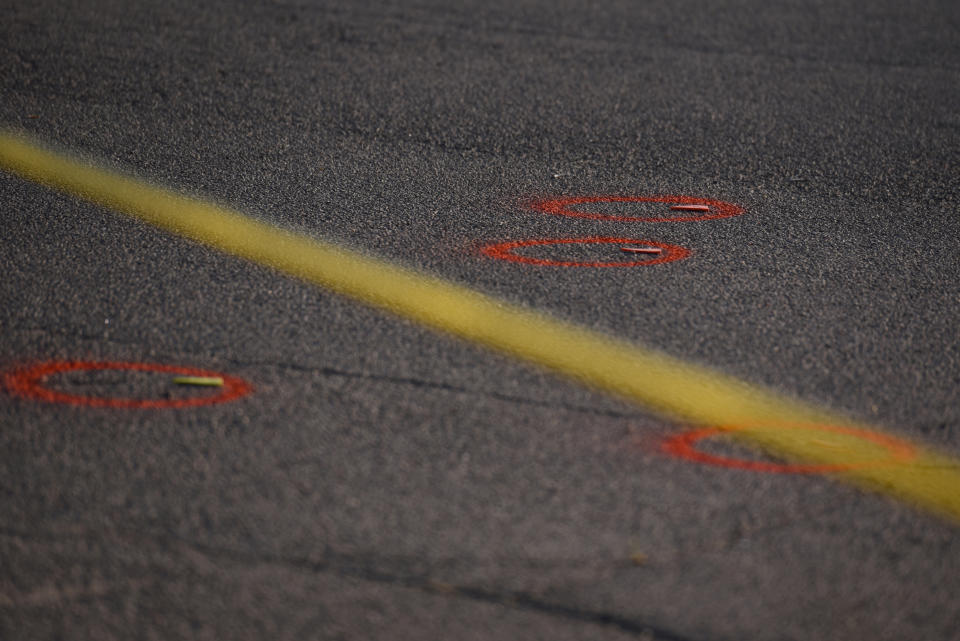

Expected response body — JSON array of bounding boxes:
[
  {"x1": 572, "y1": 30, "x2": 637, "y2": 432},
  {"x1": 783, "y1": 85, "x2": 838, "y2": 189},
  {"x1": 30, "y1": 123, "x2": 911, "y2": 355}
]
[
  {"x1": 4, "y1": 360, "x2": 253, "y2": 409},
  {"x1": 530, "y1": 195, "x2": 744, "y2": 223},
  {"x1": 661, "y1": 424, "x2": 916, "y2": 474},
  {"x1": 481, "y1": 237, "x2": 690, "y2": 267}
]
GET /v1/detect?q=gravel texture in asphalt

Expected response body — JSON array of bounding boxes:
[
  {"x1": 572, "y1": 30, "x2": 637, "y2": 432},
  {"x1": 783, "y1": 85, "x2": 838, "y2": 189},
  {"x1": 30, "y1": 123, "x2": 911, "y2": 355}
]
[{"x1": 1, "y1": 1, "x2": 959, "y2": 639}]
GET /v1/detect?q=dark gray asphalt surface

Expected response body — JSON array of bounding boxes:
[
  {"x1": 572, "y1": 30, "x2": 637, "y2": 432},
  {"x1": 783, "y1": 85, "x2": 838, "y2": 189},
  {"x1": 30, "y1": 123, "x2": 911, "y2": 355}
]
[{"x1": 2, "y1": 1, "x2": 960, "y2": 639}]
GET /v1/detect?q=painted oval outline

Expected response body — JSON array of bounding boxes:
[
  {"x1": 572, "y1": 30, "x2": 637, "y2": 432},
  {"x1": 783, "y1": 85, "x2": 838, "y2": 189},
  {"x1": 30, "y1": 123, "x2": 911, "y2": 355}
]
[
  {"x1": 3, "y1": 360, "x2": 253, "y2": 409},
  {"x1": 530, "y1": 195, "x2": 745, "y2": 223},
  {"x1": 482, "y1": 237, "x2": 690, "y2": 267},
  {"x1": 661, "y1": 424, "x2": 917, "y2": 474}
]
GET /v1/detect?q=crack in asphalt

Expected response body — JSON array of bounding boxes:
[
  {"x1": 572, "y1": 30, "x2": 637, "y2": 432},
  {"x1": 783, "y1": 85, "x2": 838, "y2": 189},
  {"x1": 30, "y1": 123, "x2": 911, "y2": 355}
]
[
  {"x1": 175, "y1": 538, "x2": 702, "y2": 641},
  {"x1": 0, "y1": 525, "x2": 701, "y2": 640},
  {"x1": 3, "y1": 326, "x2": 644, "y2": 422},
  {"x1": 227, "y1": 357, "x2": 646, "y2": 422}
]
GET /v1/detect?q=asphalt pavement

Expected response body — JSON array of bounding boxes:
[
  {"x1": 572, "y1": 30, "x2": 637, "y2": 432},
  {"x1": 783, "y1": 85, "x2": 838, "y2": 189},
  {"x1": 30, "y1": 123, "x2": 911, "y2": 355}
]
[{"x1": 1, "y1": 1, "x2": 959, "y2": 640}]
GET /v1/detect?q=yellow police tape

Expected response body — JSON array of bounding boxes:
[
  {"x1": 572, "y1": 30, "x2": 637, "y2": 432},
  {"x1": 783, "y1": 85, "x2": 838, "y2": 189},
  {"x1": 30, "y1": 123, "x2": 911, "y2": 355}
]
[{"x1": 2, "y1": 130, "x2": 958, "y2": 522}]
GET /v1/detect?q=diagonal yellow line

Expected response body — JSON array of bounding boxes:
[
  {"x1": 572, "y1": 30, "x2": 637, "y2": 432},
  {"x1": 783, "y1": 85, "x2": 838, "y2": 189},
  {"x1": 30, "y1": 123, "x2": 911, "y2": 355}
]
[{"x1": 2, "y1": 130, "x2": 960, "y2": 522}]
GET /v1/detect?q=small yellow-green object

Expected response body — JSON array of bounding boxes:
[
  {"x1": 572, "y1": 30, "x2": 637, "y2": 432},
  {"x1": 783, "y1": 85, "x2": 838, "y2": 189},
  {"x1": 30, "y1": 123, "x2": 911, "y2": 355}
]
[
  {"x1": 172, "y1": 376, "x2": 224, "y2": 387},
  {"x1": 7, "y1": 130, "x2": 960, "y2": 524}
]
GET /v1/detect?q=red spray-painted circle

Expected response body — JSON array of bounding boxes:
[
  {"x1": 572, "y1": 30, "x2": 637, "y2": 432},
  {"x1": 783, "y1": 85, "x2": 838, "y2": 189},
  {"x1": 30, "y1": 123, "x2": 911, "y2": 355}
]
[
  {"x1": 661, "y1": 424, "x2": 917, "y2": 474},
  {"x1": 3, "y1": 360, "x2": 253, "y2": 409},
  {"x1": 530, "y1": 195, "x2": 745, "y2": 223},
  {"x1": 481, "y1": 237, "x2": 690, "y2": 267}
]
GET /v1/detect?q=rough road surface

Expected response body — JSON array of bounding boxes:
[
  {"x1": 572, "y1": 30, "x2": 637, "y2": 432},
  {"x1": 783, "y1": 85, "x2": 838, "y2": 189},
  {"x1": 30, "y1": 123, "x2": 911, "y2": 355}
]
[{"x1": 1, "y1": 1, "x2": 959, "y2": 640}]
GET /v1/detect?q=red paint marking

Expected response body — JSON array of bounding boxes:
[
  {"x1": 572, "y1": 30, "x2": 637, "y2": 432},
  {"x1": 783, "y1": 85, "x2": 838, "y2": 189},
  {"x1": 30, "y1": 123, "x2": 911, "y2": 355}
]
[
  {"x1": 3, "y1": 360, "x2": 253, "y2": 409},
  {"x1": 661, "y1": 424, "x2": 917, "y2": 474},
  {"x1": 481, "y1": 237, "x2": 690, "y2": 267},
  {"x1": 530, "y1": 195, "x2": 744, "y2": 223}
]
